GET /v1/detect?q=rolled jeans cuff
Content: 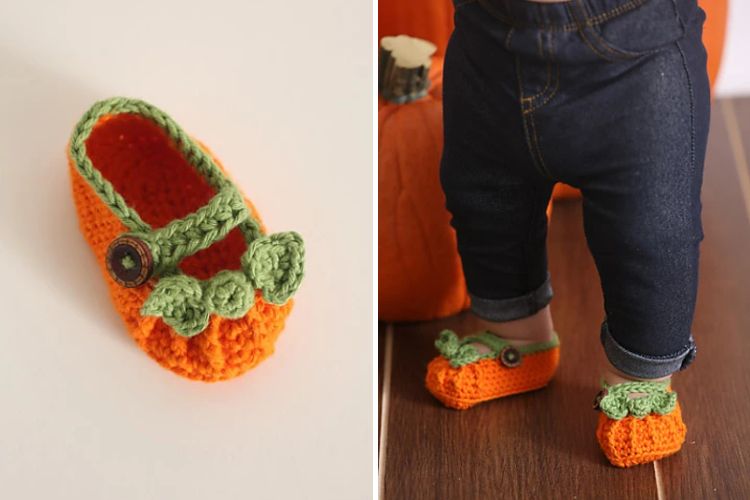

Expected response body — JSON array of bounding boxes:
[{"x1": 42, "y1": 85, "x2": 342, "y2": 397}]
[
  {"x1": 469, "y1": 272, "x2": 553, "y2": 322},
  {"x1": 600, "y1": 321, "x2": 697, "y2": 379}
]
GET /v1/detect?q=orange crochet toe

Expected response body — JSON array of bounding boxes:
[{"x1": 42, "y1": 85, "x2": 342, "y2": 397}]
[
  {"x1": 594, "y1": 381, "x2": 687, "y2": 467},
  {"x1": 425, "y1": 330, "x2": 560, "y2": 410},
  {"x1": 68, "y1": 97, "x2": 305, "y2": 382}
]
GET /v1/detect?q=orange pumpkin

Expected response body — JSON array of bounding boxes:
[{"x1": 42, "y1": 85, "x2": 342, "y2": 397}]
[
  {"x1": 378, "y1": 59, "x2": 470, "y2": 321},
  {"x1": 379, "y1": 0, "x2": 728, "y2": 202}
]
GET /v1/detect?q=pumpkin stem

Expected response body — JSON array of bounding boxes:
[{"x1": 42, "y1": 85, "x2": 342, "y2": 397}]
[{"x1": 379, "y1": 35, "x2": 436, "y2": 104}]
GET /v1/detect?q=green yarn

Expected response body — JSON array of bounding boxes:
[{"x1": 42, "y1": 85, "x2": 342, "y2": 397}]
[
  {"x1": 70, "y1": 97, "x2": 252, "y2": 234},
  {"x1": 597, "y1": 380, "x2": 677, "y2": 420},
  {"x1": 242, "y1": 231, "x2": 305, "y2": 304},
  {"x1": 69, "y1": 97, "x2": 262, "y2": 252},
  {"x1": 121, "y1": 254, "x2": 136, "y2": 270},
  {"x1": 435, "y1": 330, "x2": 560, "y2": 368},
  {"x1": 70, "y1": 97, "x2": 305, "y2": 337},
  {"x1": 140, "y1": 231, "x2": 305, "y2": 335},
  {"x1": 133, "y1": 186, "x2": 249, "y2": 274},
  {"x1": 204, "y1": 270, "x2": 255, "y2": 319},
  {"x1": 141, "y1": 275, "x2": 211, "y2": 338}
]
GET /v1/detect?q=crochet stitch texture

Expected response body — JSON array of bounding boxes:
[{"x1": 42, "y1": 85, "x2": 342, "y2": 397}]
[
  {"x1": 426, "y1": 330, "x2": 560, "y2": 410},
  {"x1": 68, "y1": 97, "x2": 304, "y2": 381},
  {"x1": 595, "y1": 380, "x2": 687, "y2": 467}
]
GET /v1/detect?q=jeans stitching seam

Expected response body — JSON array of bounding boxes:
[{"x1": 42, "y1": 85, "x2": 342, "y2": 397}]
[
  {"x1": 585, "y1": 25, "x2": 639, "y2": 59},
  {"x1": 525, "y1": 62, "x2": 559, "y2": 113},
  {"x1": 527, "y1": 111, "x2": 554, "y2": 178},
  {"x1": 581, "y1": 0, "x2": 640, "y2": 60},
  {"x1": 521, "y1": 62, "x2": 552, "y2": 103},
  {"x1": 675, "y1": 39, "x2": 697, "y2": 239},
  {"x1": 523, "y1": 32, "x2": 553, "y2": 104},
  {"x1": 670, "y1": 0, "x2": 686, "y2": 30},
  {"x1": 565, "y1": 2, "x2": 615, "y2": 61},
  {"x1": 515, "y1": 54, "x2": 546, "y2": 180},
  {"x1": 572, "y1": 0, "x2": 637, "y2": 61}
]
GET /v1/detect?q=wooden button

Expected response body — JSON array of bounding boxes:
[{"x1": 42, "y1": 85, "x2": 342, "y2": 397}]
[
  {"x1": 499, "y1": 346, "x2": 522, "y2": 368},
  {"x1": 106, "y1": 236, "x2": 153, "y2": 288}
]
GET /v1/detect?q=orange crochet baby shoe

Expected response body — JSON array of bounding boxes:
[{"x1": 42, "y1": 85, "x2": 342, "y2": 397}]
[
  {"x1": 68, "y1": 97, "x2": 304, "y2": 382},
  {"x1": 425, "y1": 330, "x2": 560, "y2": 410},
  {"x1": 594, "y1": 380, "x2": 687, "y2": 467}
]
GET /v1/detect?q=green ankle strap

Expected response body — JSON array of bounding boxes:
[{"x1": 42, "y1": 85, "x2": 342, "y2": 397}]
[
  {"x1": 594, "y1": 380, "x2": 677, "y2": 420},
  {"x1": 70, "y1": 97, "x2": 305, "y2": 337},
  {"x1": 435, "y1": 330, "x2": 560, "y2": 368}
]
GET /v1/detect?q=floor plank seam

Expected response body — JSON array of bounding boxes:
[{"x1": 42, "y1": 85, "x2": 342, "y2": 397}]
[
  {"x1": 721, "y1": 99, "x2": 750, "y2": 224},
  {"x1": 378, "y1": 324, "x2": 394, "y2": 500},
  {"x1": 653, "y1": 460, "x2": 665, "y2": 500}
]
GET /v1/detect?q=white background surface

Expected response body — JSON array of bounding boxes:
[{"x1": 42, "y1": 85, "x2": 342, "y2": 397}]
[
  {"x1": 0, "y1": 1, "x2": 372, "y2": 499},
  {"x1": 714, "y1": 0, "x2": 750, "y2": 97}
]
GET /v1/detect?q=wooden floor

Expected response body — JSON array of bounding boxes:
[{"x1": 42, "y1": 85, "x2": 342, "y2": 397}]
[{"x1": 378, "y1": 97, "x2": 750, "y2": 499}]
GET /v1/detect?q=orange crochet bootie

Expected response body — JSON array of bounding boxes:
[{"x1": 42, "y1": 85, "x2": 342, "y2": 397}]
[
  {"x1": 425, "y1": 330, "x2": 560, "y2": 410},
  {"x1": 594, "y1": 380, "x2": 687, "y2": 467},
  {"x1": 68, "y1": 97, "x2": 304, "y2": 382}
]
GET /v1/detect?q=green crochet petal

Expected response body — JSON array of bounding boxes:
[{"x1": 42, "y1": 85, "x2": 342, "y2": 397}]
[
  {"x1": 435, "y1": 330, "x2": 491, "y2": 367},
  {"x1": 435, "y1": 330, "x2": 461, "y2": 358},
  {"x1": 598, "y1": 380, "x2": 677, "y2": 420},
  {"x1": 141, "y1": 275, "x2": 210, "y2": 337},
  {"x1": 435, "y1": 331, "x2": 505, "y2": 366},
  {"x1": 242, "y1": 231, "x2": 305, "y2": 305},
  {"x1": 204, "y1": 270, "x2": 255, "y2": 319}
]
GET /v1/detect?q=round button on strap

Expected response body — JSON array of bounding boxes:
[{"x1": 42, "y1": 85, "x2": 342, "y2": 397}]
[
  {"x1": 499, "y1": 346, "x2": 522, "y2": 368},
  {"x1": 106, "y1": 236, "x2": 154, "y2": 288}
]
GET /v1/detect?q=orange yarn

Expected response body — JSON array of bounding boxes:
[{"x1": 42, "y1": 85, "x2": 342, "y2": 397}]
[
  {"x1": 68, "y1": 113, "x2": 292, "y2": 382},
  {"x1": 425, "y1": 347, "x2": 560, "y2": 410},
  {"x1": 596, "y1": 402, "x2": 687, "y2": 467}
]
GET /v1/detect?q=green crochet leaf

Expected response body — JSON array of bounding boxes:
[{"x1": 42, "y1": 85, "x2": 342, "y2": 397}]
[
  {"x1": 598, "y1": 380, "x2": 677, "y2": 420},
  {"x1": 141, "y1": 271, "x2": 259, "y2": 336},
  {"x1": 141, "y1": 275, "x2": 210, "y2": 337},
  {"x1": 435, "y1": 330, "x2": 482, "y2": 367},
  {"x1": 204, "y1": 270, "x2": 255, "y2": 319},
  {"x1": 242, "y1": 231, "x2": 305, "y2": 305}
]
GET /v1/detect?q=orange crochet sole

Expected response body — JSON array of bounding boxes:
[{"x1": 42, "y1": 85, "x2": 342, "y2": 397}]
[
  {"x1": 69, "y1": 113, "x2": 292, "y2": 382},
  {"x1": 596, "y1": 402, "x2": 687, "y2": 467},
  {"x1": 425, "y1": 347, "x2": 560, "y2": 410}
]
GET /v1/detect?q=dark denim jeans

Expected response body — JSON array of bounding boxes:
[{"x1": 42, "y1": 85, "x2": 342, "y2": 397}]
[{"x1": 440, "y1": 0, "x2": 710, "y2": 378}]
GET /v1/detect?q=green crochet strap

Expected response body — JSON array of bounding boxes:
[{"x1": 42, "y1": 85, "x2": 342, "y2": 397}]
[
  {"x1": 141, "y1": 230, "x2": 305, "y2": 336},
  {"x1": 127, "y1": 186, "x2": 249, "y2": 273},
  {"x1": 435, "y1": 330, "x2": 559, "y2": 368},
  {"x1": 69, "y1": 96, "x2": 262, "y2": 242},
  {"x1": 597, "y1": 380, "x2": 677, "y2": 420}
]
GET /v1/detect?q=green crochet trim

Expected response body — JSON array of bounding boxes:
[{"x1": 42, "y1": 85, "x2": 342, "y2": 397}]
[
  {"x1": 141, "y1": 232, "x2": 304, "y2": 335},
  {"x1": 435, "y1": 330, "x2": 560, "y2": 368},
  {"x1": 70, "y1": 97, "x2": 305, "y2": 337},
  {"x1": 130, "y1": 186, "x2": 250, "y2": 274},
  {"x1": 597, "y1": 380, "x2": 677, "y2": 420}
]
